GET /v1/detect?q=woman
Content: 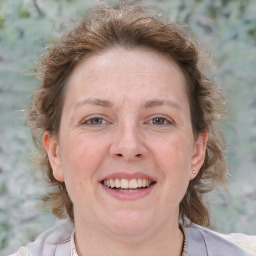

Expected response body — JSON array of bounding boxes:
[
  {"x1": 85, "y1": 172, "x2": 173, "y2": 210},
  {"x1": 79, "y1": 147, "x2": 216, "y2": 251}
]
[{"x1": 11, "y1": 2, "x2": 255, "y2": 256}]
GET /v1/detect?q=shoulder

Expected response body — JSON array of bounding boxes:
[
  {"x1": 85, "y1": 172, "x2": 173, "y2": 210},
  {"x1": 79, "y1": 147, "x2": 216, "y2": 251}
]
[
  {"x1": 185, "y1": 224, "x2": 255, "y2": 256},
  {"x1": 219, "y1": 232, "x2": 256, "y2": 256},
  {"x1": 9, "y1": 247, "x2": 30, "y2": 256},
  {"x1": 9, "y1": 219, "x2": 74, "y2": 256}
]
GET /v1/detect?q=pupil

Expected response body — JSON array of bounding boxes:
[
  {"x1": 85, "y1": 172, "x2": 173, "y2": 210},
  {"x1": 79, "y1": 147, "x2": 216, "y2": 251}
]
[
  {"x1": 153, "y1": 117, "x2": 164, "y2": 125},
  {"x1": 92, "y1": 118, "x2": 102, "y2": 124}
]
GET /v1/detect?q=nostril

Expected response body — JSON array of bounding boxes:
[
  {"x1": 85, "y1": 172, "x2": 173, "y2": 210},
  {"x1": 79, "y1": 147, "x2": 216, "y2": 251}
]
[{"x1": 115, "y1": 153, "x2": 142, "y2": 158}]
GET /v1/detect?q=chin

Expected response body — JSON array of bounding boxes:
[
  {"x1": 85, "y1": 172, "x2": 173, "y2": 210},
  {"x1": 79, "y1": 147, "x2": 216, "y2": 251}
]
[{"x1": 105, "y1": 210, "x2": 154, "y2": 237}]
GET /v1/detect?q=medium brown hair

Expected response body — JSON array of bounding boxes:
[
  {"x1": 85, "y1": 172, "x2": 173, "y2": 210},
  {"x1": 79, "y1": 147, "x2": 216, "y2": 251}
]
[{"x1": 27, "y1": 2, "x2": 227, "y2": 227}]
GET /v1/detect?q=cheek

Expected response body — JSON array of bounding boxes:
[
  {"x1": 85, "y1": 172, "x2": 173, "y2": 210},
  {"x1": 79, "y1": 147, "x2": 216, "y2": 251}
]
[
  {"x1": 62, "y1": 135, "x2": 105, "y2": 169},
  {"x1": 60, "y1": 136, "x2": 104, "y2": 206},
  {"x1": 154, "y1": 136, "x2": 193, "y2": 194},
  {"x1": 59, "y1": 135, "x2": 108, "y2": 197},
  {"x1": 159, "y1": 138, "x2": 192, "y2": 172}
]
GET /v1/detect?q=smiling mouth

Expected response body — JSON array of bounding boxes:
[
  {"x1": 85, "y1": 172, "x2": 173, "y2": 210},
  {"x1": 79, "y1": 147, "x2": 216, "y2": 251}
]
[{"x1": 101, "y1": 178, "x2": 156, "y2": 193}]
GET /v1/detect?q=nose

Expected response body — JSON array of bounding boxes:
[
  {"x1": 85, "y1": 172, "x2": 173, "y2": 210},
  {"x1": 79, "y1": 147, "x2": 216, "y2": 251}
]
[{"x1": 109, "y1": 123, "x2": 148, "y2": 161}]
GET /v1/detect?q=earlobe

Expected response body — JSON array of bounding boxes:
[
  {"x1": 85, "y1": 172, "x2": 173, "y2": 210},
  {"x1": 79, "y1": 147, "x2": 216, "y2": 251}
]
[
  {"x1": 42, "y1": 132, "x2": 64, "y2": 182},
  {"x1": 190, "y1": 131, "x2": 208, "y2": 180}
]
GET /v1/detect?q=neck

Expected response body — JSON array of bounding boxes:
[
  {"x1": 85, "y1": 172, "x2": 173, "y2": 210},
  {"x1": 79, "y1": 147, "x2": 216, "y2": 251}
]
[{"x1": 74, "y1": 217, "x2": 184, "y2": 256}]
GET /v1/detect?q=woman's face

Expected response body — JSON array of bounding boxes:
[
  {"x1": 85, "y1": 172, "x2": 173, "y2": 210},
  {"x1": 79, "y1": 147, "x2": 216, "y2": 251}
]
[{"x1": 44, "y1": 47, "x2": 207, "y2": 237}]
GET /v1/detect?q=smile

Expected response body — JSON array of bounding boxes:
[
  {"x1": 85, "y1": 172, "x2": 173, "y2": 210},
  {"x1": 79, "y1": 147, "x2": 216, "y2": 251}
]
[
  {"x1": 102, "y1": 178, "x2": 154, "y2": 190},
  {"x1": 100, "y1": 177, "x2": 156, "y2": 199},
  {"x1": 100, "y1": 172, "x2": 157, "y2": 200}
]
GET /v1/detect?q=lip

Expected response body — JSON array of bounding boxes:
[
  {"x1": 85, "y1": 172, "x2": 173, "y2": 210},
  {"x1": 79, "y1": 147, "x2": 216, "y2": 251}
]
[
  {"x1": 100, "y1": 172, "x2": 156, "y2": 182},
  {"x1": 100, "y1": 182, "x2": 156, "y2": 200}
]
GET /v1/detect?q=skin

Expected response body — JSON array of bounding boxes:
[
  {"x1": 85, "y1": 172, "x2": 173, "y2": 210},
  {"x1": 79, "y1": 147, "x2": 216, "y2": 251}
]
[{"x1": 43, "y1": 47, "x2": 208, "y2": 256}]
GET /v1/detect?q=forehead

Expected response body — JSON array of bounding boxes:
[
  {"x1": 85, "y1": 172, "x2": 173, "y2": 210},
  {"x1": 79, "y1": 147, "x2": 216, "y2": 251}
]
[
  {"x1": 64, "y1": 47, "x2": 189, "y2": 111},
  {"x1": 72, "y1": 47, "x2": 182, "y2": 74}
]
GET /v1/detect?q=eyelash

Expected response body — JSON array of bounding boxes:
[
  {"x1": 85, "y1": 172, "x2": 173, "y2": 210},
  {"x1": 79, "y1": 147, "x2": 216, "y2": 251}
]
[
  {"x1": 82, "y1": 116, "x2": 109, "y2": 127},
  {"x1": 82, "y1": 115, "x2": 172, "y2": 128},
  {"x1": 146, "y1": 116, "x2": 173, "y2": 126}
]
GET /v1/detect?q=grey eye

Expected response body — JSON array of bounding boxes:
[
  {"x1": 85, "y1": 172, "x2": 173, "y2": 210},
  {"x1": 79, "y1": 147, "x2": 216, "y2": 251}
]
[{"x1": 88, "y1": 118, "x2": 103, "y2": 125}]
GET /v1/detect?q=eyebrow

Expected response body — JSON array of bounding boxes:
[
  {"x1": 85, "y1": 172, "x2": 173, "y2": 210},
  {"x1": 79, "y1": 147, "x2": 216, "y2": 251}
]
[
  {"x1": 143, "y1": 99, "x2": 182, "y2": 110},
  {"x1": 74, "y1": 98, "x2": 181, "y2": 111},
  {"x1": 74, "y1": 98, "x2": 113, "y2": 109}
]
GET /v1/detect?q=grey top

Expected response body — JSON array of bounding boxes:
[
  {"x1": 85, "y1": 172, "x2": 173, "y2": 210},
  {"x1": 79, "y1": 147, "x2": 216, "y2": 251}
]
[
  {"x1": 186, "y1": 224, "x2": 251, "y2": 256},
  {"x1": 10, "y1": 220, "x2": 252, "y2": 256}
]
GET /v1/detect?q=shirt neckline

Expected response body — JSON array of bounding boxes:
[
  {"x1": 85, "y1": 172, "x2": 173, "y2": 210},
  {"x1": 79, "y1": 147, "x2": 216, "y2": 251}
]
[{"x1": 70, "y1": 227, "x2": 188, "y2": 256}]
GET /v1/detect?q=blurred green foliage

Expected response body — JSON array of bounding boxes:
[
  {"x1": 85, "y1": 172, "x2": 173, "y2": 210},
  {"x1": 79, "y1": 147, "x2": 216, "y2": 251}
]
[{"x1": 0, "y1": 0, "x2": 256, "y2": 255}]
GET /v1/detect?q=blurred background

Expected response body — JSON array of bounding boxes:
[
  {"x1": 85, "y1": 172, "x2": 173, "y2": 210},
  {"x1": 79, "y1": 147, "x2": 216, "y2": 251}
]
[{"x1": 0, "y1": 0, "x2": 256, "y2": 255}]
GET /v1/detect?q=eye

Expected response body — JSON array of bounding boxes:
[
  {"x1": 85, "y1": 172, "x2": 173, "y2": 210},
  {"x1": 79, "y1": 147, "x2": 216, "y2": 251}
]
[
  {"x1": 83, "y1": 117, "x2": 107, "y2": 126},
  {"x1": 149, "y1": 116, "x2": 172, "y2": 126}
]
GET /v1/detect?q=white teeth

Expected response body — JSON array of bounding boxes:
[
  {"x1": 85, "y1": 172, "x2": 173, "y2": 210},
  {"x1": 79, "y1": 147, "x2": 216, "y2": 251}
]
[
  {"x1": 103, "y1": 178, "x2": 153, "y2": 189},
  {"x1": 115, "y1": 178, "x2": 121, "y2": 188},
  {"x1": 129, "y1": 179, "x2": 137, "y2": 188},
  {"x1": 110, "y1": 179, "x2": 115, "y2": 188},
  {"x1": 120, "y1": 179, "x2": 129, "y2": 188}
]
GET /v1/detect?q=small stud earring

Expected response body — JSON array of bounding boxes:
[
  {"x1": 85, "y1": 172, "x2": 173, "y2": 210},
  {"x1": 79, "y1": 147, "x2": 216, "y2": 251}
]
[{"x1": 192, "y1": 170, "x2": 196, "y2": 174}]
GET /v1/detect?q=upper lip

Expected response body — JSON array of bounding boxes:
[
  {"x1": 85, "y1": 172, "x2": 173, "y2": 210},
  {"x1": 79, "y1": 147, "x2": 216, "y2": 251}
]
[{"x1": 100, "y1": 172, "x2": 156, "y2": 182}]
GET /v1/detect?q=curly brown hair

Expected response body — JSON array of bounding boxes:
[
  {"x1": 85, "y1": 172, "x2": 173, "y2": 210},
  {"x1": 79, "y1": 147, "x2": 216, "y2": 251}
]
[{"x1": 26, "y1": 2, "x2": 227, "y2": 227}]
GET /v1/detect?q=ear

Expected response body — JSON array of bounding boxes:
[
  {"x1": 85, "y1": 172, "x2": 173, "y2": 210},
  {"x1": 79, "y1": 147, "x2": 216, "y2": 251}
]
[
  {"x1": 190, "y1": 131, "x2": 208, "y2": 180},
  {"x1": 42, "y1": 132, "x2": 64, "y2": 182}
]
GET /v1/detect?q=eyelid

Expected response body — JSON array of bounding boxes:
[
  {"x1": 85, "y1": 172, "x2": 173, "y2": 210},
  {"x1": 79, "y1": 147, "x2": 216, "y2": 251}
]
[
  {"x1": 81, "y1": 115, "x2": 111, "y2": 126},
  {"x1": 145, "y1": 115, "x2": 174, "y2": 126}
]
